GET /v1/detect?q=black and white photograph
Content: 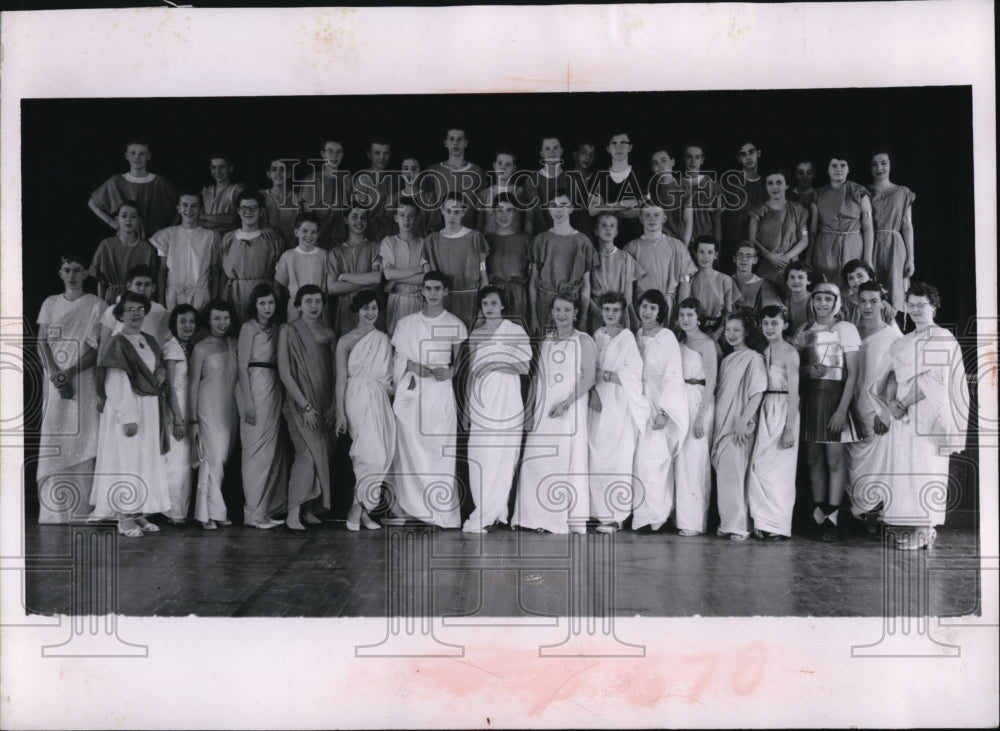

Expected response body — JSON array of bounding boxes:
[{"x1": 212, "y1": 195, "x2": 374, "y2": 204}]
[{"x1": 1, "y1": 3, "x2": 996, "y2": 729}]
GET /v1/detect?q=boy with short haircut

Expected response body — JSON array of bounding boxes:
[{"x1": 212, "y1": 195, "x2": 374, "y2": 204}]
[
  {"x1": 787, "y1": 158, "x2": 820, "y2": 241},
  {"x1": 782, "y1": 259, "x2": 814, "y2": 335},
  {"x1": 94, "y1": 265, "x2": 171, "y2": 413},
  {"x1": 353, "y1": 137, "x2": 394, "y2": 242},
  {"x1": 587, "y1": 130, "x2": 647, "y2": 244},
  {"x1": 648, "y1": 146, "x2": 693, "y2": 246},
  {"x1": 379, "y1": 197, "x2": 429, "y2": 335},
  {"x1": 689, "y1": 235, "x2": 742, "y2": 338},
  {"x1": 200, "y1": 155, "x2": 244, "y2": 234},
  {"x1": 380, "y1": 156, "x2": 432, "y2": 240},
  {"x1": 622, "y1": 201, "x2": 696, "y2": 323},
  {"x1": 565, "y1": 138, "x2": 598, "y2": 242},
  {"x1": 588, "y1": 213, "x2": 643, "y2": 333},
  {"x1": 526, "y1": 135, "x2": 569, "y2": 233},
  {"x1": 88, "y1": 137, "x2": 178, "y2": 238},
  {"x1": 424, "y1": 127, "x2": 487, "y2": 231},
  {"x1": 424, "y1": 193, "x2": 490, "y2": 329},
  {"x1": 89, "y1": 200, "x2": 160, "y2": 305},
  {"x1": 478, "y1": 147, "x2": 532, "y2": 235},
  {"x1": 301, "y1": 138, "x2": 352, "y2": 248},
  {"x1": 847, "y1": 280, "x2": 903, "y2": 533},
  {"x1": 275, "y1": 212, "x2": 327, "y2": 321},
  {"x1": 732, "y1": 242, "x2": 782, "y2": 313},
  {"x1": 96, "y1": 265, "x2": 171, "y2": 351},
  {"x1": 36, "y1": 253, "x2": 107, "y2": 523},
  {"x1": 261, "y1": 158, "x2": 305, "y2": 249},
  {"x1": 840, "y1": 259, "x2": 896, "y2": 326},
  {"x1": 681, "y1": 141, "x2": 723, "y2": 243},
  {"x1": 220, "y1": 191, "x2": 284, "y2": 321},
  {"x1": 151, "y1": 190, "x2": 222, "y2": 311},
  {"x1": 325, "y1": 202, "x2": 383, "y2": 335},
  {"x1": 721, "y1": 141, "x2": 767, "y2": 270},
  {"x1": 485, "y1": 194, "x2": 532, "y2": 327},
  {"x1": 388, "y1": 271, "x2": 467, "y2": 528},
  {"x1": 528, "y1": 189, "x2": 594, "y2": 335}
]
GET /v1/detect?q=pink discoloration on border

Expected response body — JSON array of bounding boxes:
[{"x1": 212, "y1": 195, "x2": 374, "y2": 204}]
[{"x1": 375, "y1": 641, "x2": 769, "y2": 717}]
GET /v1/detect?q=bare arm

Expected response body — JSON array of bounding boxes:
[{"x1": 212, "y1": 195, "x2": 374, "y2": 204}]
[
  {"x1": 338, "y1": 271, "x2": 382, "y2": 286},
  {"x1": 383, "y1": 263, "x2": 427, "y2": 283},
  {"x1": 828, "y1": 349, "x2": 860, "y2": 433},
  {"x1": 334, "y1": 336, "x2": 352, "y2": 434},
  {"x1": 784, "y1": 229, "x2": 809, "y2": 264},
  {"x1": 577, "y1": 276, "x2": 590, "y2": 331},
  {"x1": 528, "y1": 264, "x2": 539, "y2": 333},
  {"x1": 860, "y1": 196, "x2": 874, "y2": 266},
  {"x1": 163, "y1": 359, "x2": 187, "y2": 440},
  {"x1": 88, "y1": 197, "x2": 117, "y2": 230},
  {"x1": 156, "y1": 255, "x2": 168, "y2": 306},
  {"x1": 325, "y1": 332, "x2": 339, "y2": 429},
  {"x1": 901, "y1": 204, "x2": 915, "y2": 277},
  {"x1": 681, "y1": 205, "x2": 694, "y2": 247}
]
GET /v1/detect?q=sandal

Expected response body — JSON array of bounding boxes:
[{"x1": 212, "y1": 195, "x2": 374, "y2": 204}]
[
  {"x1": 248, "y1": 519, "x2": 282, "y2": 530},
  {"x1": 117, "y1": 519, "x2": 143, "y2": 538},
  {"x1": 678, "y1": 529, "x2": 702, "y2": 537},
  {"x1": 135, "y1": 517, "x2": 160, "y2": 533},
  {"x1": 201, "y1": 520, "x2": 217, "y2": 530}
]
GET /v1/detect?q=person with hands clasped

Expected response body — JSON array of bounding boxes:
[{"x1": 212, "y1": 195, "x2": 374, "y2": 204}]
[
  {"x1": 90, "y1": 292, "x2": 172, "y2": 537},
  {"x1": 747, "y1": 305, "x2": 801, "y2": 540},
  {"x1": 588, "y1": 292, "x2": 648, "y2": 534},
  {"x1": 845, "y1": 281, "x2": 902, "y2": 533},
  {"x1": 513, "y1": 293, "x2": 597, "y2": 534},
  {"x1": 278, "y1": 285, "x2": 338, "y2": 534},
  {"x1": 335, "y1": 290, "x2": 394, "y2": 533},
  {"x1": 388, "y1": 272, "x2": 467, "y2": 528},
  {"x1": 36, "y1": 254, "x2": 107, "y2": 524},
  {"x1": 631, "y1": 289, "x2": 689, "y2": 533},
  {"x1": 671, "y1": 297, "x2": 720, "y2": 536},
  {"x1": 711, "y1": 312, "x2": 767, "y2": 541}
]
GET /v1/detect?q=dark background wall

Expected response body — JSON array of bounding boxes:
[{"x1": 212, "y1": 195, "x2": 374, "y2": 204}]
[
  {"x1": 18, "y1": 86, "x2": 980, "y2": 509},
  {"x1": 21, "y1": 86, "x2": 975, "y2": 327}
]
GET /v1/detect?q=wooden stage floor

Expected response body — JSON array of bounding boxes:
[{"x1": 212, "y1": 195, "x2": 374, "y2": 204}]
[{"x1": 22, "y1": 514, "x2": 980, "y2": 618}]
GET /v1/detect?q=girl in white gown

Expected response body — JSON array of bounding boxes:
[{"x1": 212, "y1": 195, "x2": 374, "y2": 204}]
[
  {"x1": 513, "y1": 294, "x2": 596, "y2": 534},
  {"x1": 336, "y1": 290, "x2": 396, "y2": 532},
  {"x1": 464, "y1": 286, "x2": 531, "y2": 532},
  {"x1": 588, "y1": 292, "x2": 648, "y2": 533}
]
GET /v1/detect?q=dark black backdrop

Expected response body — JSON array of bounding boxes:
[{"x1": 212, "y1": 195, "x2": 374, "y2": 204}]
[
  {"x1": 19, "y1": 85, "x2": 980, "y2": 512},
  {"x1": 21, "y1": 86, "x2": 975, "y2": 327}
]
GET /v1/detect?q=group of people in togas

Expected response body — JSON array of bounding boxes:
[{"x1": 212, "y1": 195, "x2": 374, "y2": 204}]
[
  {"x1": 38, "y1": 258, "x2": 965, "y2": 550},
  {"x1": 33, "y1": 131, "x2": 966, "y2": 550}
]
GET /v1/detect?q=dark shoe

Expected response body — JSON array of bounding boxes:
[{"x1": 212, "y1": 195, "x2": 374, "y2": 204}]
[
  {"x1": 283, "y1": 524, "x2": 307, "y2": 536},
  {"x1": 819, "y1": 519, "x2": 840, "y2": 542}
]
